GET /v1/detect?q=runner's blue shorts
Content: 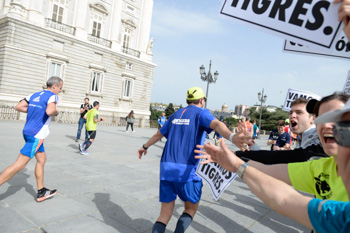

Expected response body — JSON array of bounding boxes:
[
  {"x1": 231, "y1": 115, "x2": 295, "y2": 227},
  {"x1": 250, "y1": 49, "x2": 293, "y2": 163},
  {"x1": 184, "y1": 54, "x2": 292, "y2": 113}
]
[
  {"x1": 20, "y1": 135, "x2": 45, "y2": 159},
  {"x1": 159, "y1": 180, "x2": 203, "y2": 204}
]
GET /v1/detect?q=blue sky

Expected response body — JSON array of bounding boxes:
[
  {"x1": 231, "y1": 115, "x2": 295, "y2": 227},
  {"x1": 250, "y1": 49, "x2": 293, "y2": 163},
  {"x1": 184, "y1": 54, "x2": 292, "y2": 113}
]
[{"x1": 149, "y1": 0, "x2": 349, "y2": 111}]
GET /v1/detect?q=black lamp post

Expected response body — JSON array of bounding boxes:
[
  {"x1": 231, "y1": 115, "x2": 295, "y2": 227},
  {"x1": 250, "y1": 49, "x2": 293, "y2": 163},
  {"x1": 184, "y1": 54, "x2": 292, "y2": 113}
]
[
  {"x1": 257, "y1": 88, "x2": 267, "y2": 138},
  {"x1": 199, "y1": 60, "x2": 219, "y2": 109}
]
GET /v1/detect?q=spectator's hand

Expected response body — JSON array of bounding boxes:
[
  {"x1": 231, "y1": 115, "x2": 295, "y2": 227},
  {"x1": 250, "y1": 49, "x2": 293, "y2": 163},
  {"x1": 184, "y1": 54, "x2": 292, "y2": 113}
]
[
  {"x1": 102, "y1": 117, "x2": 106, "y2": 121},
  {"x1": 137, "y1": 148, "x2": 147, "y2": 159},
  {"x1": 195, "y1": 140, "x2": 240, "y2": 173},
  {"x1": 283, "y1": 144, "x2": 291, "y2": 150},
  {"x1": 273, "y1": 140, "x2": 277, "y2": 145},
  {"x1": 335, "y1": 0, "x2": 350, "y2": 40}
]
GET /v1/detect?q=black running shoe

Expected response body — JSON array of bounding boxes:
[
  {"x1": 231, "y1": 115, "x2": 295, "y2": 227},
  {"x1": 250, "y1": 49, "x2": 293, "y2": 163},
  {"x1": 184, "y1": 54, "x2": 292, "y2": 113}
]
[{"x1": 37, "y1": 187, "x2": 57, "y2": 202}]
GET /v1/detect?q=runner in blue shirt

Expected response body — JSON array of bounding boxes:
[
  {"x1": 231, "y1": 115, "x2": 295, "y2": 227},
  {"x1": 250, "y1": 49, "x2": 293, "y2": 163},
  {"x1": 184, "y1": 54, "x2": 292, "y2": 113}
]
[
  {"x1": 0, "y1": 76, "x2": 63, "y2": 202},
  {"x1": 137, "y1": 87, "x2": 252, "y2": 233}
]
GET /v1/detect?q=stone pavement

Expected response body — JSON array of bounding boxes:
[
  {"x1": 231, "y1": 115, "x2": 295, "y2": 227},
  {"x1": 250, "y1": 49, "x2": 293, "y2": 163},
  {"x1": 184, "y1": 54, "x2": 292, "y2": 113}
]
[{"x1": 0, "y1": 120, "x2": 309, "y2": 233}]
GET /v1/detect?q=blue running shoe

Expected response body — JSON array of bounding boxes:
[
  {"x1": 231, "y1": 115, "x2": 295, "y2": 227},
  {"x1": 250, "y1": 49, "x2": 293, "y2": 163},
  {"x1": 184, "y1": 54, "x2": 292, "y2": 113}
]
[{"x1": 81, "y1": 150, "x2": 89, "y2": 155}]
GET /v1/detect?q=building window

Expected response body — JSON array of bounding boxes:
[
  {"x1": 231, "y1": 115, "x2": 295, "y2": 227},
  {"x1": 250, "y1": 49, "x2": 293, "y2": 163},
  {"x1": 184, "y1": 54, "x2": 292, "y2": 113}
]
[
  {"x1": 123, "y1": 28, "x2": 131, "y2": 49},
  {"x1": 91, "y1": 13, "x2": 104, "y2": 38},
  {"x1": 91, "y1": 71, "x2": 103, "y2": 93},
  {"x1": 126, "y1": 62, "x2": 132, "y2": 70},
  {"x1": 52, "y1": 0, "x2": 65, "y2": 23},
  {"x1": 92, "y1": 21, "x2": 101, "y2": 37},
  {"x1": 123, "y1": 79, "x2": 132, "y2": 98},
  {"x1": 48, "y1": 60, "x2": 65, "y2": 80}
]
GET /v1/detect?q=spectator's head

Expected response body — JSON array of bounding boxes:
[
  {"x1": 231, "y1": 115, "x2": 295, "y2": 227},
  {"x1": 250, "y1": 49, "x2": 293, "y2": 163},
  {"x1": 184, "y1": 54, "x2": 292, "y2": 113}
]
[
  {"x1": 313, "y1": 94, "x2": 350, "y2": 194},
  {"x1": 186, "y1": 87, "x2": 207, "y2": 107},
  {"x1": 277, "y1": 120, "x2": 285, "y2": 134},
  {"x1": 289, "y1": 98, "x2": 314, "y2": 134},
  {"x1": 161, "y1": 112, "x2": 165, "y2": 117},
  {"x1": 307, "y1": 93, "x2": 350, "y2": 157},
  {"x1": 253, "y1": 119, "x2": 257, "y2": 124},
  {"x1": 285, "y1": 118, "x2": 290, "y2": 126},
  {"x1": 246, "y1": 116, "x2": 250, "y2": 122},
  {"x1": 46, "y1": 76, "x2": 63, "y2": 94},
  {"x1": 84, "y1": 97, "x2": 89, "y2": 104}
]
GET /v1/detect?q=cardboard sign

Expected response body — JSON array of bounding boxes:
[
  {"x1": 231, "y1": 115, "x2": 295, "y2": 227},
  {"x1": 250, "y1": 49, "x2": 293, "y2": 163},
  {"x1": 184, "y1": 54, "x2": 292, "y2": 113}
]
[
  {"x1": 343, "y1": 71, "x2": 350, "y2": 94},
  {"x1": 282, "y1": 88, "x2": 321, "y2": 111},
  {"x1": 284, "y1": 33, "x2": 350, "y2": 60},
  {"x1": 221, "y1": 0, "x2": 342, "y2": 48},
  {"x1": 196, "y1": 161, "x2": 237, "y2": 201}
]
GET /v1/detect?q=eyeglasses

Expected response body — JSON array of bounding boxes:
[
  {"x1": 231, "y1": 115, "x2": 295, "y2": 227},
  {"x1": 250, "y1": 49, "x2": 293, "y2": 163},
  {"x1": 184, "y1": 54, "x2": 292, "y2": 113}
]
[{"x1": 333, "y1": 121, "x2": 350, "y2": 147}]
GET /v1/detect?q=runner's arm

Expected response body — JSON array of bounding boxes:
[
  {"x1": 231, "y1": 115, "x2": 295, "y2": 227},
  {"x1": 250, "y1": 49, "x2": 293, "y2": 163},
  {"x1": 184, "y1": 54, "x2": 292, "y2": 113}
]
[
  {"x1": 46, "y1": 102, "x2": 59, "y2": 116},
  {"x1": 137, "y1": 131, "x2": 163, "y2": 159},
  {"x1": 15, "y1": 99, "x2": 28, "y2": 113}
]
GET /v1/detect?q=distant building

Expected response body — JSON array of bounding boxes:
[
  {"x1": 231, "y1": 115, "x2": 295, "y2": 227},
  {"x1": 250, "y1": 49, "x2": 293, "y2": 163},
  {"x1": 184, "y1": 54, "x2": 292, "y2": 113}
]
[
  {"x1": 213, "y1": 103, "x2": 234, "y2": 119},
  {"x1": 254, "y1": 105, "x2": 278, "y2": 113},
  {"x1": 234, "y1": 104, "x2": 248, "y2": 117},
  {"x1": 0, "y1": 0, "x2": 155, "y2": 127}
]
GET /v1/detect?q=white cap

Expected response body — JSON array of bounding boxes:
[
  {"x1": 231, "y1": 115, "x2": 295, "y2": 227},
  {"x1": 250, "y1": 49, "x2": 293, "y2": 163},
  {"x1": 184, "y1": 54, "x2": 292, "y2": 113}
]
[{"x1": 314, "y1": 99, "x2": 350, "y2": 124}]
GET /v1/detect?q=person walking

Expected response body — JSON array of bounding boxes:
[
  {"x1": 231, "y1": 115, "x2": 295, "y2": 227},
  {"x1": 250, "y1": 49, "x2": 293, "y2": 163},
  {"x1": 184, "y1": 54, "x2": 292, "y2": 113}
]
[
  {"x1": 137, "y1": 86, "x2": 252, "y2": 233},
  {"x1": 0, "y1": 76, "x2": 63, "y2": 202},
  {"x1": 75, "y1": 97, "x2": 92, "y2": 142},
  {"x1": 158, "y1": 112, "x2": 167, "y2": 141},
  {"x1": 79, "y1": 101, "x2": 105, "y2": 155},
  {"x1": 126, "y1": 110, "x2": 135, "y2": 133}
]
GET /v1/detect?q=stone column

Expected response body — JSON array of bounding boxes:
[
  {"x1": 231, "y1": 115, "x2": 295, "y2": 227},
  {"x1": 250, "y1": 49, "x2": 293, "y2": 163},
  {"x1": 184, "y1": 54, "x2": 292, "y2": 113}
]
[
  {"x1": 73, "y1": 0, "x2": 88, "y2": 40},
  {"x1": 1, "y1": 0, "x2": 12, "y2": 15},
  {"x1": 109, "y1": 0, "x2": 122, "y2": 51},
  {"x1": 138, "y1": 0, "x2": 153, "y2": 59},
  {"x1": 27, "y1": 0, "x2": 44, "y2": 26}
]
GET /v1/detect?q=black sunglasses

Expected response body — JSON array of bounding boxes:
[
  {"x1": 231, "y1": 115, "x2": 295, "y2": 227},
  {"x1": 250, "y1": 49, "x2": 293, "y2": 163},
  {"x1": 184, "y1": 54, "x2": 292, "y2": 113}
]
[{"x1": 333, "y1": 121, "x2": 350, "y2": 147}]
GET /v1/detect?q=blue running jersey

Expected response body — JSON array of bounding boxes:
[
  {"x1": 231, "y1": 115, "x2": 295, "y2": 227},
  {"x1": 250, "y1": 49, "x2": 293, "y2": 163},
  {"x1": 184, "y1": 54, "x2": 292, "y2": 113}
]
[
  {"x1": 23, "y1": 90, "x2": 58, "y2": 139},
  {"x1": 159, "y1": 105, "x2": 215, "y2": 182}
]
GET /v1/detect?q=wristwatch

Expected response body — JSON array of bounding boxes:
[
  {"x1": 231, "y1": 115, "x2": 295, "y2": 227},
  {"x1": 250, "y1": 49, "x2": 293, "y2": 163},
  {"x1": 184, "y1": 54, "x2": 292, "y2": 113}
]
[
  {"x1": 142, "y1": 144, "x2": 148, "y2": 150},
  {"x1": 237, "y1": 162, "x2": 249, "y2": 179}
]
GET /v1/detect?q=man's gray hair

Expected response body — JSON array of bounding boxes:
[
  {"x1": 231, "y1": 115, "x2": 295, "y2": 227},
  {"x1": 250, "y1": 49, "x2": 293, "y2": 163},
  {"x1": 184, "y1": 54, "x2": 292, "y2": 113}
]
[{"x1": 47, "y1": 76, "x2": 63, "y2": 88}]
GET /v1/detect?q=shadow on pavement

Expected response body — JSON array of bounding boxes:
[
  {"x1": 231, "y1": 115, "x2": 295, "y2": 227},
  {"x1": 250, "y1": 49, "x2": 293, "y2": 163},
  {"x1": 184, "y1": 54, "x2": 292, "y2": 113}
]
[
  {"x1": 65, "y1": 135, "x2": 76, "y2": 141},
  {"x1": 0, "y1": 169, "x2": 36, "y2": 201},
  {"x1": 216, "y1": 197, "x2": 303, "y2": 233},
  {"x1": 92, "y1": 192, "x2": 154, "y2": 232}
]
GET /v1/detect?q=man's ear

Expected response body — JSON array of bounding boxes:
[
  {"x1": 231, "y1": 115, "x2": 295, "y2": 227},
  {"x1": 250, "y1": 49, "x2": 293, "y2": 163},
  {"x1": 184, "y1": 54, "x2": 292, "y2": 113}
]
[{"x1": 310, "y1": 114, "x2": 315, "y2": 125}]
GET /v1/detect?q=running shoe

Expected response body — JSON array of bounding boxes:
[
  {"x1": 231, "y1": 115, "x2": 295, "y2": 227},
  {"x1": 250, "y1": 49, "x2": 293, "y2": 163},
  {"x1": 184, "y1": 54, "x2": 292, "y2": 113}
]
[
  {"x1": 36, "y1": 187, "x2": 57, "y2": 202},
  {"x1": 79, "y1": 143, "x2": 84, "y2": 152},
  {"x1": 81, "y1": 150, "x2": 89, "y2": 155}
]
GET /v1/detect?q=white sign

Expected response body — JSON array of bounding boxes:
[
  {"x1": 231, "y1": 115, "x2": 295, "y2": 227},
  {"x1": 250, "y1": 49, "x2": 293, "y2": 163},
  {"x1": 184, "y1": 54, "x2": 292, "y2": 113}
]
[
  {"x1": 282, "y1": 88, "x2": 321, "y2": 111},
  {"x1": 221, "y1": 0, "x2": 342, "y2": 48},
  {"x1": 343, "y1": 71, "x2": 350, "y2": 94},
  {"x1": 284, "y1": 33, "x2": 350, "y2": 60},
  {"x1": 196, "y1": 160, "x2": 237, "y2": 201}
]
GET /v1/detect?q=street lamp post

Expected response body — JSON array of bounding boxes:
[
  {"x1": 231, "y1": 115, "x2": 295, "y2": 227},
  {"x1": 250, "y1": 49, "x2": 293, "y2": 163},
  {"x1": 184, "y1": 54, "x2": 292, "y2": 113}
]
[
  {"x1": 199, "y1": 60, "x2": 219, "y2": 109},
  {"x1": 257, "y1": 88, "x2": 267, "y2": 138}
]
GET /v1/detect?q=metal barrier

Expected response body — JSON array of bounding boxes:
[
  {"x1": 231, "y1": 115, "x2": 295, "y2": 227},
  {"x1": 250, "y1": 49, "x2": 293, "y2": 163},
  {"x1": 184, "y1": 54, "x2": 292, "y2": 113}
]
[{"x1": 0, "y1": 106, "x2": 19, "y2": 120}]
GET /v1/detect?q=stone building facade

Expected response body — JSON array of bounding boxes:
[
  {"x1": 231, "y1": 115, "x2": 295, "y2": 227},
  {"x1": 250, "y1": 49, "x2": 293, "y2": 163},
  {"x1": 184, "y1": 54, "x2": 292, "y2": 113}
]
[{"x1": 0, "y1": 0, "x2": 156, "y2": 127}]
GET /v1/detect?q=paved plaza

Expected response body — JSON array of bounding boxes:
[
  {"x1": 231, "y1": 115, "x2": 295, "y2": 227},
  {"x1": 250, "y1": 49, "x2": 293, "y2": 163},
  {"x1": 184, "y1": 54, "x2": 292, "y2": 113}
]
[{"x1": 0, "y1": 120, "x2": 310, "y2": 233}]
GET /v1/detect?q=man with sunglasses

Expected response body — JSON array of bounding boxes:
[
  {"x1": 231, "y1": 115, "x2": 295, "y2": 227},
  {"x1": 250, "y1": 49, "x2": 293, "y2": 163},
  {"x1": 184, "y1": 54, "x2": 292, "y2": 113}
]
[{"x1": 137, "y1": 87, "x2": 251, "y2": 233}]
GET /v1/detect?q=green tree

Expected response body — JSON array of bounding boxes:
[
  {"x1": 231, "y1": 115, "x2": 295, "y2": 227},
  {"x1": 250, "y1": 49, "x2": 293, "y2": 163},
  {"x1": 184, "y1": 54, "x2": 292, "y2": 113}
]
[
  {"x1": 165, "y1": 103, "x2": 175, "y2": 117},
  {"x1": 249, "y1": 107, "x2": 288, "y2": 131},
  {"x1": 149, "y1": 104, "x2": 162, "y2": 121},
  {"x1": 224, "y1": 117, "x2": 239, "y2": 127}
]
